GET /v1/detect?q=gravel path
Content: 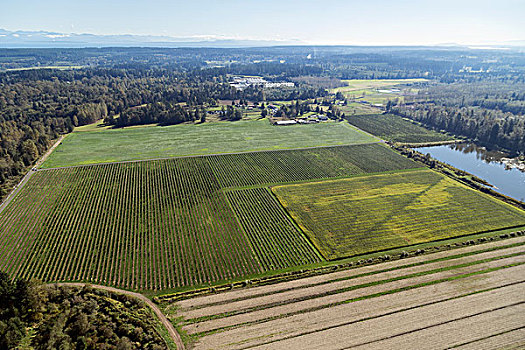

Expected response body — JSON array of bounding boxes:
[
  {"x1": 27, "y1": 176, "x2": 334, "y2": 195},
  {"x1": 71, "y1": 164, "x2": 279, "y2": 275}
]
[{"x1": 52, "y1": 283, "x2": 185, "y2": 350}]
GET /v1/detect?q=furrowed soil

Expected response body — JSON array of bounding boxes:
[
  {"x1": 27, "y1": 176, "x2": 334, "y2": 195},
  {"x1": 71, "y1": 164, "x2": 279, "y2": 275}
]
[
  {"x1": 175, "y1": 236, "x2": 525, "y2": 311},
  {"x1": 167, "y1": 236, "x2": 525, "y2": 349},
  {"x1": 180, "y1": 244, "x2": 525, "y2": 321}
]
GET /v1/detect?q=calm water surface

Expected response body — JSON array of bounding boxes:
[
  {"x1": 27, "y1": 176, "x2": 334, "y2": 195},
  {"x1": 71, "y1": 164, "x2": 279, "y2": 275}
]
[{"x1": 416, "y1": 144, "x2": 525, "y2": 202}]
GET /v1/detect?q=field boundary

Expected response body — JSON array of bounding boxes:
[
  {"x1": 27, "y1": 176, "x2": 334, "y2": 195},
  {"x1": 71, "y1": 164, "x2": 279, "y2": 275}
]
[
  {"x1": 271, "y1": 168, "x2": 525, "y2": 260},
  {"x1": 265, "y1": 187, "x2": 324, "y2": 261},
  {"x1": 220, "y1": 166, "x2": 426, "y2": 192},
  {"x1": 183, "y1": 251, "x2": 525, "y2": 325},
  {"x1": 154, "y1": 230, "x2": 525, "y2": 301},
  {"x1": 190, "y1": 262, "x2": 525, "y2": 337},
  {"x1": 175, "y1": 240, "x2": 525, "y2": 311}
]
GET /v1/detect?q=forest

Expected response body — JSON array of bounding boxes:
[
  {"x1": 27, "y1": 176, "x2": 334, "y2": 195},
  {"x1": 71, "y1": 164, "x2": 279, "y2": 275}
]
[{"x1": 0, "y1": 66, "x2": 323, "y2": 197}]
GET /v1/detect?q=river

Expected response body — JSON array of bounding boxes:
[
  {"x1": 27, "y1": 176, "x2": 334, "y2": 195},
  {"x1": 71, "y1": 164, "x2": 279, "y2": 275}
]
[{"x1": 415, "y1": 143, "x2": 525, "y2": 203}]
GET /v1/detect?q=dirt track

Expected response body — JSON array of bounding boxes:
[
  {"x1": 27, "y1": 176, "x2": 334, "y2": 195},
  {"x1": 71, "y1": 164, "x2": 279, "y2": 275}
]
[
  {"x1": 52, "y1": 283, "x2": 185, "y2": 350},
  {"x1": 0, "y1": 135, "x2": 65, "y2": 214}
]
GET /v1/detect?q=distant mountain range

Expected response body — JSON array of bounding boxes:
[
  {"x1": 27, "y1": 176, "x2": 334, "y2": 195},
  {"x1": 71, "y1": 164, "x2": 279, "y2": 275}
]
[
  {"x1": 0, "y1": 29, "x2": 301, "y2": 48},
  {"x1": 1, "y1": 29, "x2": 523, "y2": 49}
]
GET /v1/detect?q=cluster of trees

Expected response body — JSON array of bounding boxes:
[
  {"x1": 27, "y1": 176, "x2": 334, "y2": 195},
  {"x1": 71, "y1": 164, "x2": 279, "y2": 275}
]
[
  {"x1": 2, "y1": 47, "x2": 525, "y2": 198},
  {"x1": 0, "y1": 65, "x2": 332, "y2": 197},
  {"x1": 0, "y1": 272, "x2": 168, "y2": 350},
  {"x1": 218, "y1": 105, "x2": 243, "y2": 121},
  {"x1": 108, "y1": 103, "x2": 207, "y2": 127},
  {"x1": 403, "y1": 81, "x2": 525, "y2": 115},
  {"x1": 274, "y1": 101, "x2": 313, "y2": 118},
  {"x1": 392, "y1": 104, "x2": 525, "y2": 154},
  {"x1": 0, "y1": 70, "x2": 115, "y2": 198},
  {"x1": 392, "y1": 81, "x2": 525, "y2": 155},
  {"x1": 273, "y1": 100, "x2": 345, "y2": 120}
]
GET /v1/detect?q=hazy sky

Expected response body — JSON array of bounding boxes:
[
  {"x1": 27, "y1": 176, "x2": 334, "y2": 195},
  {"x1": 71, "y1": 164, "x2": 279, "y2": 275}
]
[{"x1": 1, "y1": 0, "x2": 524, "y2": 45}]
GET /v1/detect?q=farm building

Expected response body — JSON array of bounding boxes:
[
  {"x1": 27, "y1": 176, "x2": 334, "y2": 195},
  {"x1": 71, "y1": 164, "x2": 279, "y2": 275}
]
[{"x1": 275, "y1": 120, "x2": 297, "y2": 126}]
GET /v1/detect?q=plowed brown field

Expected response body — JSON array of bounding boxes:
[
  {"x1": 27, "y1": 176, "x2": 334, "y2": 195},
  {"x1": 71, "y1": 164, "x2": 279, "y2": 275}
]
[{"x1": 167, "y1": 236, "x2": 525, "y2": 349}]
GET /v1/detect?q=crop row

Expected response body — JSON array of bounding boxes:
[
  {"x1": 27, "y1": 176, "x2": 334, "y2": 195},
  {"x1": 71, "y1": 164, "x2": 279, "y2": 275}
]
[
  {"x1": 0, "y1": 159, "x2": 262, "y2": 290},
  {"x1": 346, "y1": 114, "x2": 452, "y2": 143},
  {"x1": 225, "y1": 188, "x2": 321, "y2": 270},
  {"x1": 206, "y1": 143, "x2": 418, "y2": 188},
  {"x1": 0, "y1": 144, "x2": 423, "y2": 290}
]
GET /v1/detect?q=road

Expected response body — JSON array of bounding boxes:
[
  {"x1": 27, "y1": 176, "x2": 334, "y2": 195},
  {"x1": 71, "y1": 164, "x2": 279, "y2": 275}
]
[
  {"x1": 0, "y1": 135, "x2": 65, "y2": 214},
  {"x1": 51, "y1": 283, "x2": 185, "y2": 350}
]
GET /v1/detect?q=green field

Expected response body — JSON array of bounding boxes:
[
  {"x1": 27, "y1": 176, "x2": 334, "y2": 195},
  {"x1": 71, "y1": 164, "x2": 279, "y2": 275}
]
[
  {"x1": 43, "y1": 119, "x2": 377, "y2": 168},
  {"x1": 0, "y1": 144, "x2": 416, "y2": 290},
  {"x1": 273, "y1": 169, "x2": 525, "y2": 259},
  {"x1": 346, "y1": 114, "x2": 453, "y2": 143},
  {"x1": 332, "y1": 79, "x2": 426, "y2": 108}
]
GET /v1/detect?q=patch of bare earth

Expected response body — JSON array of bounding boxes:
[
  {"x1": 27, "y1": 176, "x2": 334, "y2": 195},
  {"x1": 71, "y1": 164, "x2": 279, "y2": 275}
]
[
  {"x1": 184, "y1": 254, "x2": 525, "y2": 335},
  {"x1": 257, "y1": 288, "x2": 525, "y2": 350},
  {"x1": 192, "y1": 266, "x2": 525, "y2": 349},
  {"x1": 194, "y1": 266, "x2": 524, "y2": 349},
  {"x1": 174, "y1": 239, "x2": 525, "y2": 350},
  {"x1": 180, "y1": 244, "x2": 524, "y2": 321}
]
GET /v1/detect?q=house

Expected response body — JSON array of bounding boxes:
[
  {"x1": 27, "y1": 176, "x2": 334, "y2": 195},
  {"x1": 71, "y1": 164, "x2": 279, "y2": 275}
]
[{"x1": 317, "y1": 115, "x2": 329, "y2": 121}]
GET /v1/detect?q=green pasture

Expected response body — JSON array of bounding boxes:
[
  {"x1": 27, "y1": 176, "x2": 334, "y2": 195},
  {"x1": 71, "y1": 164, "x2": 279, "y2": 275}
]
[{"x1": 43, "y1": 119, "x2": 377, "y2": 168}]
